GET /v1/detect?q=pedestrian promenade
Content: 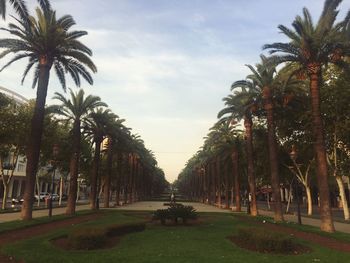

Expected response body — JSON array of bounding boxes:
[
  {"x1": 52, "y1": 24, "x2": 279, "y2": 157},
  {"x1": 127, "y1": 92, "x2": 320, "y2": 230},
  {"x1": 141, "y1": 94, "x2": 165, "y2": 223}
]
[
  {"x1": 0, "y1": 204, "x2": 90, "y2": 223},
  {"x1": 1, "y1": 201, "x2": 350, "y2": 234},
  {"x1": 257, "y1": 209, "x2": 350, "y2": 234}
]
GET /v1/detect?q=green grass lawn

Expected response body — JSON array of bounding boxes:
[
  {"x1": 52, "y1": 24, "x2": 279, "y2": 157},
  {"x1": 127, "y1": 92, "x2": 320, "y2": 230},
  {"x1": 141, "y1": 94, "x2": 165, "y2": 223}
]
[
  {"x1": 0, "y1": 210, "x2": 96, "y2": 234},
  {"x1": 1, "y1": 211, "x2": 349, "y2": 263}
]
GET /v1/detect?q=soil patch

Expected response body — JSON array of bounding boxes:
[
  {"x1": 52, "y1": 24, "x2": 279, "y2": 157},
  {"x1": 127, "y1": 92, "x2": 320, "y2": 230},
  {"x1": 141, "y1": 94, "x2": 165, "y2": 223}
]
[
  {"x1": 228, "y1": 235, "x2": 311, "y2": 255},
  {"x1": 0, "y1": 212, "x2": 103, "y2": 262},
  {"x1": 236, "y1": 215, "x2": 350, "y2": 253}
]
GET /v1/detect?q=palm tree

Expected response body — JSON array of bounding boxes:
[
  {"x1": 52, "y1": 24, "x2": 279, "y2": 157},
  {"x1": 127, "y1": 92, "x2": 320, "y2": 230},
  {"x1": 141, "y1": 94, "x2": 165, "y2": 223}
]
[
  {"x1": 84, "y1": 108, "x2": 117, "y2": 210},
  {"x1": 209, "y1": 122, "x2": 242, "y2": 210},
  {"x1": 263, "y1": 0, "x2": 350, "y2": 232},
  {"x1": 218, "y1": 80, "x2": 260, "y2": 216},
  {"x1": 243, "y1": 56, "x2": 284, "y2": 221},
  {"x1": 103, "y1": 119, "x2": 127, "y2": 208},
  {"x1": 0, "y1": 2, "x2": 97, "y2": 220},
  {"x1": 51, "y1": 89, "x2": 106, "y2": 215}
]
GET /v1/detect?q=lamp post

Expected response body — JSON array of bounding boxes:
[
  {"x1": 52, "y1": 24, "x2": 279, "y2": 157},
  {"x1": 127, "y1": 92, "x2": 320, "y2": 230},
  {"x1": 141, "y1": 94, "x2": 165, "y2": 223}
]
[
  {"x1": 290, "y1": 145, "x2": 302, "y2": 225},
  {"x1": 48, "y1": 144, "x2": 59, "y2": 217}
]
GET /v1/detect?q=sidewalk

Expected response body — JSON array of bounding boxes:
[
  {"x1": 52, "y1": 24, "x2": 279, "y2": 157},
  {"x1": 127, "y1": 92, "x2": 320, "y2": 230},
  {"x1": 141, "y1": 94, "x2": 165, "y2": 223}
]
[
  {"x1": 1, "y1": 201, "x2": 350, "y2": 234},
  {"x1": 257, "y1": 208, "x2": 350, "y2": 234},
  {"x1": 0, "y1": 204, "x2": 90, "y2": 223},
  {"x1": 112, "y1": 201, "x2": 231, "y2": 213}
]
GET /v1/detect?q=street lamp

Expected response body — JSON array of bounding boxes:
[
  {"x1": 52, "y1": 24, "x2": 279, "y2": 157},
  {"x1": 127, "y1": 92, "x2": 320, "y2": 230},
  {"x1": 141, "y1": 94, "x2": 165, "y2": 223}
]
[
  {"x1": 289, "y1": 145, "x2": 302, "y2": 225},
  {"x1": 48, "y1": 144, "x2": 59, "y2": 217}
]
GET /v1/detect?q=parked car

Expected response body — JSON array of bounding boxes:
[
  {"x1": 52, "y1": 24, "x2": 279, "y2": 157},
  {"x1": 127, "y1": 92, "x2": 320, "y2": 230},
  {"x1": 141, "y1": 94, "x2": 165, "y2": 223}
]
[
  {"x1": 35, "y1": 192, "x2": 49, "y2": 201},
  {"x1": 51, "y1": 194, "x2": 59, "y2": 201},
  {"x1": 11, "y1": 196, "x2": 24, "y2": 205}
]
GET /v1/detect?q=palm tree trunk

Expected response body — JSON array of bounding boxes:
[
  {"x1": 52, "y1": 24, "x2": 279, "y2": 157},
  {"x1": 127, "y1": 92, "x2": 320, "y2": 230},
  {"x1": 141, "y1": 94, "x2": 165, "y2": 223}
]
[
  {"x1": 309, "y1": 72, "x2": 334, "y2": 232},
  {"x1": 244, "y1": 115, "x2": 257, "y2": 216},
  {"x1": 90, "y1": 137, "x2": 102, "y2": 209},
  {"x1": 232, "y1": 149, "x2": 241, "y2": 212},
  {"x1": 66, "y1": 120, "x2": 81, "y2": 215},
  {"x1": 263, "y1": 87, "x2": 283, "y2": 222},
  {"x1": 216, "y1": 156, "x2": 221, "y2": 207},
  {"x1": 21, "y1": 62, "x2": 51, "y2": 220},
  {"x1": 103, "y1": 137, "x2": 113, "y2": 208},
  {"x1": 224, "y1": 161, "x2": 229, "y2": 208}
]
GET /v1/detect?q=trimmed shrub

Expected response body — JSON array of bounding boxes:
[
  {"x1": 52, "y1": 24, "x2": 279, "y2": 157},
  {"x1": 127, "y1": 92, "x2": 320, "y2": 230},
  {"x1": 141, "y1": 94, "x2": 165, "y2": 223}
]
[
  {"x1": 168, "y1": 204, "x2": 197, "y2": 224},
  {"x1": 68, "y1": 228, "x2": 107, "y2": 250},
  {"x1": 153, "y1": 204, "x2": 197, "y2": 225},
  {"x1": 237, "y1": 227, "x2": 294, "y2": 253},
  {"x1": 153, "y1": 209, "x2": 169, "y2": 225}
]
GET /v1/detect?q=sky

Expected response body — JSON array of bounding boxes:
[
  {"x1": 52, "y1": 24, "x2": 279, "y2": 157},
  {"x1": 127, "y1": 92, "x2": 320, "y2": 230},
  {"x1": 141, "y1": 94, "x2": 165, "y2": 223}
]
[{"x1": 0, "y1": 0, "x2": 349, "y2": 183}]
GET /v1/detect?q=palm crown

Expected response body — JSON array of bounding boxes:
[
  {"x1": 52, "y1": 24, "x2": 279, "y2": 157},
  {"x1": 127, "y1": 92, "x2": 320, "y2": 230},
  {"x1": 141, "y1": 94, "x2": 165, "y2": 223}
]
[
  {"x1": 0, "y1": 3, "x2": 97, "y2": 90},
  {"x1": 263, "y1": 0, "x2": 350, "y2": 75},
  {"x1": 51, "y1": 89, "x2": 106, "y2": 123}
]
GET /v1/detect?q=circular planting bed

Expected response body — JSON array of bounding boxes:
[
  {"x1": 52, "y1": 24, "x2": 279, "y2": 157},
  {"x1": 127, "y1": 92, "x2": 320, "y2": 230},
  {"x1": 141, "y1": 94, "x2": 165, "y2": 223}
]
[
  {"x1": 51, "y1": 222, "x2": 146, "y2": 251},
  {"x1": 228, "y1": 226, "x2": 311, "y2": 255}
]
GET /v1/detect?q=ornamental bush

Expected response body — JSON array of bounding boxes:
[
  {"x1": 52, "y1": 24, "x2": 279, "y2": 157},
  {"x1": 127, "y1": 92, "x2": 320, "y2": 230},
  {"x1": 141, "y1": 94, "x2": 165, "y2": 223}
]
[{"x1": 153, "y1": 204, "x2": 197, "y2": 225}]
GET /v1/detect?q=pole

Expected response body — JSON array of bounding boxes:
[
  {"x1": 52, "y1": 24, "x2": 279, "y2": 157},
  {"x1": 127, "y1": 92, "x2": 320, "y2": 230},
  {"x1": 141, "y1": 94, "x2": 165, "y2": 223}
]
[
  {"x1": 48, "y1": 166, "x2": 55, "y2": 217},
  {"x1": 295, "y1": 180, "x2": 302, "y2": 225},
  {"x1": 59, "y1": 176, "x2": 63, "y2": 206}
]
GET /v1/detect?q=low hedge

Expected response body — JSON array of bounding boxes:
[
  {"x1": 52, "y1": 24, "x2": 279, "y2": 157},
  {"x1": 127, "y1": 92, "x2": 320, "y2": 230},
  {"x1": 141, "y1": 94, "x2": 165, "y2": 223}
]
[
  {"x1": 236, "y1": 227, "x2": 294, "y2": 253},
  {"x1": 68, "y1": 222, "x2": 146, "y2": 250}
]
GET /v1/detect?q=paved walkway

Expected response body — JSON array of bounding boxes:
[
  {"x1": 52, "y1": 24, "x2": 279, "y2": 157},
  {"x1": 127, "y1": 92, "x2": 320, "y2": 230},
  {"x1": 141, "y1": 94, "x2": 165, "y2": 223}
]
[
  {"x1": 0, "y1": 205, "x2": 90, "y2": 223},
  {"x1": 1, "y1": 201, "x2": 350, "y2": 234},
  {"x1": 257, "y1": 209, "x2": 350, "y2": 233},
  {"x1": 112, "y1": 201, "x2": 231, "y2": 213}
]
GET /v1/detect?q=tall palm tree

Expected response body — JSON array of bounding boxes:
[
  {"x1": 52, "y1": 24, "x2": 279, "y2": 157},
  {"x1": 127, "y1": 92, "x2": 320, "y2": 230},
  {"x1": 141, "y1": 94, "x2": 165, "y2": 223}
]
[
  {"x1": 209, "y1": 122, "x2": 242, "y2": 211},
  {"x1": 218, "y1": 80, "x2": 260, "y2": 216},
  {"x1": 0, "y1": 2, "x2": 97, "y2": 220},
  {"x1": 103, "y1": 119, "x2": 127, "y2": 208},
  {"x1": 84, "y1": 108, "x2": 116, "y2": 210},
  {"x1": 51, "y1": 89, "x2": 105, "y2": 215},
  {"x1": 243, "y1": 56, "x2": 284, "y2": 222},
  {"x1": 263, "y1": 0, "x2": 350, "y2": 232}
]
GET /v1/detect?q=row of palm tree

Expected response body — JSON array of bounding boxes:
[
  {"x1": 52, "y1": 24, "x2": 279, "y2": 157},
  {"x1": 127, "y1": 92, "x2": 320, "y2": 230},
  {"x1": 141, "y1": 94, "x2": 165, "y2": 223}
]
[
  {"x1": 0, "y1": 0, "x2": 168, "y2": 219},
  {"x1": 49, "y1": 89, "x2": 167, "y2": 214},
  {"x1": 176, "y1": 0, "x2": 350, "y2": 233}
]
